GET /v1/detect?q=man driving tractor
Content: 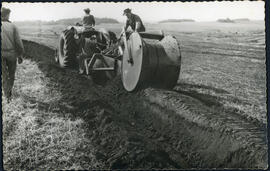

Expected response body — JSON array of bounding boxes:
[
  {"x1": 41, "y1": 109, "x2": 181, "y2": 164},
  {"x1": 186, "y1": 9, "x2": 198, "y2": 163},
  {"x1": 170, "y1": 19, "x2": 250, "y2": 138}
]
[{"x1": 82, "y1": 8, "x2": 95, "y2": 28}]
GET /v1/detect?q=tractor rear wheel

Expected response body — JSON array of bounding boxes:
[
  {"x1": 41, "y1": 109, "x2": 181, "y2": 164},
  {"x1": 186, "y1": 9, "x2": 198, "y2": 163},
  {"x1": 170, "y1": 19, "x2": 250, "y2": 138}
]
[{"x1": 58, "y1": 29, "x2": 78, "y2": 68}]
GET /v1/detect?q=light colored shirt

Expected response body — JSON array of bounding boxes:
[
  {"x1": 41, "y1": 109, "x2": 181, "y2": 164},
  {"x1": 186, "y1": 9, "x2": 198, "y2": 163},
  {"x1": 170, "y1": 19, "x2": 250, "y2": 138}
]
[{"x1": 1, "y1": 21, "x2": 24, "y2": 60}]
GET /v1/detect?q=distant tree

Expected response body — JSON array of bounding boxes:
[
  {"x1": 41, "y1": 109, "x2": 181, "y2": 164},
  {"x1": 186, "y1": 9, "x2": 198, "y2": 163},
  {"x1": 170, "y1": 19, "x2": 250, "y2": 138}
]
[
  {"x1": 14, "y1": 17, "x2": 119, "y2": 26},
  {"x1": 52, "y1": 17, "x2": 119, "y2": 25},
  {"x1": 217, "y1": 18, "x2": 235, "y2": 23}
]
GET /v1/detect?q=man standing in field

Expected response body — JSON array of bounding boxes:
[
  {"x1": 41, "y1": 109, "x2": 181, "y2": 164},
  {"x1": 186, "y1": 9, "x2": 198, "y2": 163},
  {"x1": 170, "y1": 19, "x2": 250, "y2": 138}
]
[
  {"x1": 1, "y1": 7, "x2": 24, "y2": 103},
  {"x1": 123, "y1": 8, "x2": 145, "y2": 32},
  {"x1": 82, "y1": 8, "x2": 95, "y2": 29}
]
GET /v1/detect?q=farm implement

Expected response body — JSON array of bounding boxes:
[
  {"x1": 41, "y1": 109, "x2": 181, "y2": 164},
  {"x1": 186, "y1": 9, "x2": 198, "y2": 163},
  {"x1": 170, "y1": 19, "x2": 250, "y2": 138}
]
[{"x1": 56, "y1": 26, "x2": 181, "y2": 91}]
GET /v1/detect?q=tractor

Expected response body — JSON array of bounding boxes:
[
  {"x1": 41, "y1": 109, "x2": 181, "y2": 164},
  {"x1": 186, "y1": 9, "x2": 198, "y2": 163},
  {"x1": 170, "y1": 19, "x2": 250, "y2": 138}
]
[{"x1": 56, "y1": 25, "x2": 181, "y2": 92}]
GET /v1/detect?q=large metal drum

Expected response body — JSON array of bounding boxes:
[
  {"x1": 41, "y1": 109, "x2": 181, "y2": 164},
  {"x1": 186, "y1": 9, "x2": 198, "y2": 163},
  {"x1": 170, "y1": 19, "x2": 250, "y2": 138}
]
[{"x1": 122, "y1": 32, "x2": 181, "y2": 92}]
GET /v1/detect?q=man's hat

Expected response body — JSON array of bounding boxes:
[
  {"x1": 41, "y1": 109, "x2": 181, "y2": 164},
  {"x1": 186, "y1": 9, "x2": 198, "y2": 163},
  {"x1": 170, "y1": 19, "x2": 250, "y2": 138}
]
[
  {"x1": 123, "y1": 8, "x2": 131, "y2": 15},
  {"x1": 1, "y1": 7, "x2": 11, "y2": 18},
  {"x1": 84, "y1": 8, "x2": 90, "y2": 13}
]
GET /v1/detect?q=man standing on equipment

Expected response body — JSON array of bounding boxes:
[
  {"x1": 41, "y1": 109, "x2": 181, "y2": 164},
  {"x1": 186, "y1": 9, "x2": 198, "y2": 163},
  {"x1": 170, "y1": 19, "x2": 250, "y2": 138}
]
[
  {"x1": 123, "y1": 8, "x2": 145, "y2": 32},
  {"x1": 82, "y1": 8, "x2": 95, "y2": 28},
  {"x1": 1, "y1": 7, "x2": 24, "y2": 103}
]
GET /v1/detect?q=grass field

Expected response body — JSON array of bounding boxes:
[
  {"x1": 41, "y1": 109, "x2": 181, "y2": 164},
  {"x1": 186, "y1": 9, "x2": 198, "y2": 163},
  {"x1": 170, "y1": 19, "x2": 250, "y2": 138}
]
[{"x1": 2, "y1": 20, "x2": 267, "y2": 169}]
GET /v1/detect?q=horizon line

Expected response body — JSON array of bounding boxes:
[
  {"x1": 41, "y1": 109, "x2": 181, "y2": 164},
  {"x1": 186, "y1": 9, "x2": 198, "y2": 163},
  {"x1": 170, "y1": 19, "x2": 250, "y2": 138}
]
[{"x1": 12, "y1": 18, "x2": 264, "y2": 23}]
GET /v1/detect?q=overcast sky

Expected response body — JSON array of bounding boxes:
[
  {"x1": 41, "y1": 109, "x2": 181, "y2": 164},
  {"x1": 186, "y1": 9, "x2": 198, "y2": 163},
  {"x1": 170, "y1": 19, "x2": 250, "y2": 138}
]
[{"x1": 2, "y1": 1, "x2": 264, "y2": 22}]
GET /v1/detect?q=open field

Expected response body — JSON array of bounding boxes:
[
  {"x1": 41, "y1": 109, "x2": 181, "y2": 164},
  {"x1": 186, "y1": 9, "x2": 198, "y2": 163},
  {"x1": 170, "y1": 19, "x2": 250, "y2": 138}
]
[{"x1": 2, "y1": 21, "x2": 267, "y2": 169}]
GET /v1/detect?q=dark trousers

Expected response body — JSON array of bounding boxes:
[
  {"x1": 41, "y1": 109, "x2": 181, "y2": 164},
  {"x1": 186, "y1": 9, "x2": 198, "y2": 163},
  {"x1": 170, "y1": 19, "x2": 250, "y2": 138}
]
[{"x1": 1, "y1": 57, "x2": 17, "y2": 99}]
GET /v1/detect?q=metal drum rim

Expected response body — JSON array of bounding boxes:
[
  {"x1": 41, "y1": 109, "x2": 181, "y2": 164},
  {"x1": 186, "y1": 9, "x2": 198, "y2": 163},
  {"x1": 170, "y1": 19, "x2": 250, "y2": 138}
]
[{"x1": 121, "y1": 32, "x2": 144, "y2": 92}]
